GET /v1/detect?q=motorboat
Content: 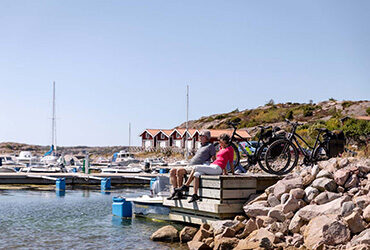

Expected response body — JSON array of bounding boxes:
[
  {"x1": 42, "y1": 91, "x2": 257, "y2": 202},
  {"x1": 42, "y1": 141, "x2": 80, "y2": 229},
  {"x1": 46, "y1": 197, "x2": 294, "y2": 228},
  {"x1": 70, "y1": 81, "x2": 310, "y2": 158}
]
[
  {"x1": 100, "y1": 165, "x2": 142, "y2": 174},
  {"x1": 16, "y1": 151, "x2": 39, "y2": 165},
  {"x1": 127, "y1": 176, "x2": 171, "y2": 220},
  {"x1": 143, "y1": 158, "x2": 168, "y2": 167},
  {"x1": 114, "y1": 150, "x2": 140, "y2": 166},
  {"x1": 0, "y1": 155, "x2": 18, "y2": 166}
]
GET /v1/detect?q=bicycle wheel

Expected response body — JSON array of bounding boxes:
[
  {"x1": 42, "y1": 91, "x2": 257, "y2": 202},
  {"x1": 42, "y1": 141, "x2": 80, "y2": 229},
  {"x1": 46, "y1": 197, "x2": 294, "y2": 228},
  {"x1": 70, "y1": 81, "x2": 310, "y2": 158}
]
[
  {"x1": 255, "y1": 144, "x2": 271, "y2": 174},
  {"x1": 313, "y1": 145, "x2": 329, "y2": 162},
  {"x1": 213, "y1": 142, "x2": 240, "y2": 167},
  {"x1": 265, "y1": 139, "x2": 298, "y2": 175}
]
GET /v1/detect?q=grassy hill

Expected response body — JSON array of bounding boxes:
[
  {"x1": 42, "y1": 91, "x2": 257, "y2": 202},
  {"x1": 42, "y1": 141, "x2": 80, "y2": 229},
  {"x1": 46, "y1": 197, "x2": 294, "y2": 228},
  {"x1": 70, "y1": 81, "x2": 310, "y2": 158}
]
[{"x1": 178, "y1": 99, "x2": 370, "y2": 147}]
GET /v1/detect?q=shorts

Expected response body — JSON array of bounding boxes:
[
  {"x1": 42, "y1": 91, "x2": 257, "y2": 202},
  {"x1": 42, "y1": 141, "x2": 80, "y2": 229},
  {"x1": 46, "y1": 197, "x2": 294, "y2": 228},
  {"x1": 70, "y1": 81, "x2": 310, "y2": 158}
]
[{"x1": 193, "y1": 164, "x2": 222, "y2": 178}]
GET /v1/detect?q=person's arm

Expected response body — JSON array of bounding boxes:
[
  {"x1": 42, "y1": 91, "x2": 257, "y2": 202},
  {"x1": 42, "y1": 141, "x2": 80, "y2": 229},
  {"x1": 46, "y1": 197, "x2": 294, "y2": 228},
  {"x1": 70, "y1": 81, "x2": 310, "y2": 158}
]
[{"x1": 230, "y1": 160, "x2": 235, "y2": 175}]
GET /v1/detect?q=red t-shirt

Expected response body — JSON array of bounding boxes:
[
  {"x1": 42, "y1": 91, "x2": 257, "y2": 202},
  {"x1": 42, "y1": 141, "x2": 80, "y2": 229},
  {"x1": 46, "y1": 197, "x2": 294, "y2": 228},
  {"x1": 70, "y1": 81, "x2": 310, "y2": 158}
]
[{"x1": 212, "y1": 146, "x2": 234, "y2": 169}]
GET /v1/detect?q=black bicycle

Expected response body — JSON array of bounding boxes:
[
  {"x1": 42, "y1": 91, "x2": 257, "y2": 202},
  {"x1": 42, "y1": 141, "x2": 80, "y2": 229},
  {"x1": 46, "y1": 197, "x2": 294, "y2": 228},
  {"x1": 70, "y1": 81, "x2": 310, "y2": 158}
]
[
  {"x1": 264, "y1": 119, "x2": 335, "y2": 175},
  {"x1": 214, "y1": 122, "x2": 285, "y2": 174}
]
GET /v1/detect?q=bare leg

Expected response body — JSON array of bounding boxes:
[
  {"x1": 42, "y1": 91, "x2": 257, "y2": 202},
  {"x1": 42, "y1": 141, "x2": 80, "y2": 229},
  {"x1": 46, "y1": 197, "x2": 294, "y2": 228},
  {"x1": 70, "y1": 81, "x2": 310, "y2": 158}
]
[
  {"x1": 193, "y1": 177, "x2": 199, "y2": 195},
  {"x1": 184, "y1": 169, "x2": 195, "y2": 186},
  {"x1": 177, "y1": 168, "x2": 187, "y2": 187},
  {"x1": 169, "y1": 168, "x2": 178, "y2": 188}
]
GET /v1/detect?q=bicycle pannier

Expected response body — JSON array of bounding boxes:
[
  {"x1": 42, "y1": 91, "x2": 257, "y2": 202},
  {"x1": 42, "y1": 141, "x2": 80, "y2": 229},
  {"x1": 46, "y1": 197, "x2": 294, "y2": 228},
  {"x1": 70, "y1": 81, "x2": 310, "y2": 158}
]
[{"x1": 327, "y1": 130, "x2": 346, "y2": 157}]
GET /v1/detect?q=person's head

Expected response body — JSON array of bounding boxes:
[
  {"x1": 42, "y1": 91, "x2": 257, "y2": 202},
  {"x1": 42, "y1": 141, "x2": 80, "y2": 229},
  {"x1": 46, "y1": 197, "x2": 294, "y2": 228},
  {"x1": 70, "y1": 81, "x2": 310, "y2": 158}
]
[
  {"x1": 218, "y1": 133, "x2": 230, "y2": 148},
  {"x1": 199, "y1": 130, "x2": 211, "y2": 143}
]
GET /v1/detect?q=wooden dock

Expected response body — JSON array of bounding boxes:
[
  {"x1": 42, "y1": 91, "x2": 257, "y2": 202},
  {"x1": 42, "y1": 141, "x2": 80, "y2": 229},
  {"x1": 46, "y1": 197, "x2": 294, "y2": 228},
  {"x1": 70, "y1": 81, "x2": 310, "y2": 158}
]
[
  {"x1": 0, "y1": 173, "x2": 158, "y2": 185},
  {"x1": 163, "y1": 174, "x2": 282, "y2": 225}
]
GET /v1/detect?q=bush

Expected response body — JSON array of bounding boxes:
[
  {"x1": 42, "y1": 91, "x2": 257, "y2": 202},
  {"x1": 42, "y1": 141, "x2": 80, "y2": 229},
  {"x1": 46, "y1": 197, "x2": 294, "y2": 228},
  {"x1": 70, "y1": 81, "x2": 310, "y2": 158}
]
[
  {"x1": 285, "y1": 110, "x2": 294, "y2": 120},
  {"x1": 230, "y1": 116, "x2": 241, "y2": 123},
  {"x1": 215, "y1": 114, "x2": 227, "y2": 120},
  {"x1": 342, "y1": 118, "x2": 370, "y2": 144},
  {"x1": 303, "y1": 105, "x2": 315, "y2": 117},
  {"x1": 342, "y1": 101, "x2": 354, "y2": 109},
  {"x1": 366, "y1": 107, "x2": 370, "y2": 115}
]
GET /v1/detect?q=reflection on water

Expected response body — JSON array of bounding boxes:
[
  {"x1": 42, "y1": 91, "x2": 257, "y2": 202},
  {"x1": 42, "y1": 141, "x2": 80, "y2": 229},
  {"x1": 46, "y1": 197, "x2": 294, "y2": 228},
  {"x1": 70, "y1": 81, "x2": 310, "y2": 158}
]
[{"x1": 0, "y1": 188, "x2": 184, "y2": 249}]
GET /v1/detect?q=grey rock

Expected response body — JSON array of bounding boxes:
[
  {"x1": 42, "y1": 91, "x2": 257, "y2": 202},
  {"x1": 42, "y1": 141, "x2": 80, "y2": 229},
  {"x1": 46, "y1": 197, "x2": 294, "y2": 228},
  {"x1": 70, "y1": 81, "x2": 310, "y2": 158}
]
[
  {"x1": 304, "y1": 186, "x2": 320, "y2": 203},
  {"x1": 289, "y1": 188, "x2": 305, "y2": 199},
  {"x1": 313, "y1": 191, "x2": 341, "y2": 205},
  {"x1": 350, "y1": 228, "x2": 370, "y2": 247},
  {"x1": 280, "y1": 193, "x2": 290, "y2": 204},
  {"x1": 341, "y1": 201, "x2": 355, "y2": 217},
  {"x1": 282, "y1": 197, "x2": 300, "y2": 214},
  {"x1": 267, "y1": 193, "x2": 280, "y2": 207},
  {"x1": 243, "y1": 204, "x2": 270, "y2": 218},
  {"x1": 317, "y1": 169, "x2": 333, "y2": 179},
  {"x1": 311, "y1": 164, "x2": 320, "y2": 177},
  {"x1": 273, "y1": 177, "x2": 303, "y2": 200},
  {"x1": 267, "y1": 205, "x2": 285, "y2": 222},
  {"x1": 312, "y1": 177, "x2": 337, "y2": 192},
  {"x1": 344, "y1": 174, "x2": 359, "y2": 189},
  {"x1": 343, "y1": 211, "x2": 366, "y2": 234},
  {"x1": 150, "y1": 225, "x2": 179, "y2": 242}
]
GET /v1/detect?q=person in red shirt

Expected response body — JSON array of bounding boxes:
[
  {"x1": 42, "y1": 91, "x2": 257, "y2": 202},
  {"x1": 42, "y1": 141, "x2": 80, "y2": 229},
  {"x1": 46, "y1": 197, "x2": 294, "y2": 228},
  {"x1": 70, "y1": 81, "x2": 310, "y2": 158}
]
[{"x1": 176, "y1": 133, "x2": 235, "y2": 202}]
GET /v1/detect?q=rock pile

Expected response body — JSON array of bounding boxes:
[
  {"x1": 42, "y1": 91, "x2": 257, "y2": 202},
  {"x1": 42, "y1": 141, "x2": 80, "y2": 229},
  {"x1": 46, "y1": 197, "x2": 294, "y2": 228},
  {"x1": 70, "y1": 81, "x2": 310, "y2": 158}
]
[{"x1": 150, "y1": 157, "x2": 370, "y2": 249}]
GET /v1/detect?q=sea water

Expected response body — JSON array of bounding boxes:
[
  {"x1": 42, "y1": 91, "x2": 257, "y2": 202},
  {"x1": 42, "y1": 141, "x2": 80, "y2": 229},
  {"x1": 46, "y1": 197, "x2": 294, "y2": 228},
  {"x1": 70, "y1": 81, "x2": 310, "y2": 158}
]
[{"x1": 0, "y1": 188, "x2": 184, "y2": 249}]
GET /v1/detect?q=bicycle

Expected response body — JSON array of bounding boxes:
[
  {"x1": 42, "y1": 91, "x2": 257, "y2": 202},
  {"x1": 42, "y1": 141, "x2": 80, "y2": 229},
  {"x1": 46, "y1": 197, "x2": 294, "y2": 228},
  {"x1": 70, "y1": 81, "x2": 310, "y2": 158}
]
[
  {"x1": 214, "y1": 122, "x2": 285, "y2": 174},
  {"x1": 264, "y1": 119, "x2": 335, "y2": 175}
]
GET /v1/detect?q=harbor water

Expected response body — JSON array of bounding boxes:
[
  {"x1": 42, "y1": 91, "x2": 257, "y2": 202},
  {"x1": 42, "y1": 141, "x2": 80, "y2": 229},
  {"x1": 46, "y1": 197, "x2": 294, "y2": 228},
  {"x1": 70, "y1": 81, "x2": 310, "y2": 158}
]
[{"x1": 0, "y1": 187, "x2": 184, "y2": 249}]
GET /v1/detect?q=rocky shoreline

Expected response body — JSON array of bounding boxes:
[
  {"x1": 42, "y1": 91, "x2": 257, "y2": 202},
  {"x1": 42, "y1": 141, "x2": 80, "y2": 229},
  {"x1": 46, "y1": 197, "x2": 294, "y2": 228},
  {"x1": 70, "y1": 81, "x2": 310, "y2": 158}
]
[{"x1": 150, "y1": 157, "x2": 370, "y2": 249}]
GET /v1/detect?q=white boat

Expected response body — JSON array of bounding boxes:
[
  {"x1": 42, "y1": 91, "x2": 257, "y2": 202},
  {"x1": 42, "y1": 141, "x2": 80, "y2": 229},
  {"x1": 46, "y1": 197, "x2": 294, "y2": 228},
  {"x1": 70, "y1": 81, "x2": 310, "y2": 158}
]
[
  {"x1": 114, "y1": 150, "x2": 139, "y2": 166},
  {"x1": 17, "y1": 151, "x2": 39, "y2": 165},
  {"x1": 0, "y1": 155, "x2": 18, "y2": 165},
  {"x1": 127, "y1": 176, "x2": 171, "y2": 219},
  {"x1": 143, "y1": 158, "x2": 168, "y2": 167},
  {"x1": 101, "y1": 166, "x2": 142, "y2": 174}
]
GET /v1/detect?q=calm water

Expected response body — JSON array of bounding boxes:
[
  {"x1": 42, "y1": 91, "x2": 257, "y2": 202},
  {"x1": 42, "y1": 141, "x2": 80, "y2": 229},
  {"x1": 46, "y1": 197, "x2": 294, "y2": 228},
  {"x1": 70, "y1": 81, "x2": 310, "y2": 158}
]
[{"x1": 0, "y1": 187, "x2": 184, "y2": 249}]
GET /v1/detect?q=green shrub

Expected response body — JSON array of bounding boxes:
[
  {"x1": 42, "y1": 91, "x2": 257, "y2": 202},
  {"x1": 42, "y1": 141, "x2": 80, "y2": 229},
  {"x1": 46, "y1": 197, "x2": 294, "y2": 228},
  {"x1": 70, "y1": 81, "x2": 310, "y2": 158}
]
[
  {"x1": 230, "y1": 116, "x2": 241, "y2": 123},
  {"x1": 342, "y1": 101, "x2": 354, "y2": 109},
  {"x1": 215, "y1": 114, "x2": 227, "y2": 120},
  {"x1": 342, "y1": 118, "x2": 370, "y2": 143},
  {"x1": 366, "y1": 107, "x2": 370, "y2": 115},
  {"x1": 329, "y1": 97, "x2": 336, "y2": 102},
  {"x1": 285, "y1": 110, "x2": 294, "y2": 120},
  {"x1": 303, "y1": 105, "x2": 315, "y2": 117}
]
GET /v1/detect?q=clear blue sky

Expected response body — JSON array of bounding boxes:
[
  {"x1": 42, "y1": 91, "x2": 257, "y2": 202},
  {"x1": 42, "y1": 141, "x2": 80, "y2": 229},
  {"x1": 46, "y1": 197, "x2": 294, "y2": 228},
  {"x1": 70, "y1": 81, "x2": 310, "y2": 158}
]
[{"x1": 0, "y1": 1, "x2": 369, "y2": 146}]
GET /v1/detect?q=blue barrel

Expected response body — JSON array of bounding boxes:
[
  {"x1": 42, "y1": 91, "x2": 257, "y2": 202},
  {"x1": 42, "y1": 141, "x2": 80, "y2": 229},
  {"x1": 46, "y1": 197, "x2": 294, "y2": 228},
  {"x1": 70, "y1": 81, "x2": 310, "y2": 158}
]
[
  {"x1": 72, "y1": 168, "x2": 77, "y2": 173},
  {"x1": 159, "y1": 168, "x2": 169, "y2": 174},
  {"x1": 56, "y1": 178, "x2": 66, "y2": 191},
  {"x1": 150, "y1": 178, "x2": 157, "y2": 189},
  {"x1": 101, "y1": 178, "x2": 111, "y2": 191},
  {"x1": 112, "y1": 197, "x2": 132, "y2": 218}
]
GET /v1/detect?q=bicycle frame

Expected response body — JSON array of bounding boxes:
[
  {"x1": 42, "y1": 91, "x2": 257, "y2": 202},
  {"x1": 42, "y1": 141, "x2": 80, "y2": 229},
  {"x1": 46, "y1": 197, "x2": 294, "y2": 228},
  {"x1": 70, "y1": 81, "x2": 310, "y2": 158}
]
[
  {"x1": 287, "y1": 123, "x2": 324, "y2": 161},
  {"x1": 229, "y1": 124, "x2": 264, "y2": 160}
]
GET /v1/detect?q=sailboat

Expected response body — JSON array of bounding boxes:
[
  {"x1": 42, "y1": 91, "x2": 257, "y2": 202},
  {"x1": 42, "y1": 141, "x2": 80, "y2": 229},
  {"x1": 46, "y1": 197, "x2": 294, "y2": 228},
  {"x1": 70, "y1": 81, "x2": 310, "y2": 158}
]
[
  {"x1": 21, "y1": 82, "x2": 62, "y2": 173},
  {"x1": 40, "y1": 81, "x2": 59, "y2": 165}
]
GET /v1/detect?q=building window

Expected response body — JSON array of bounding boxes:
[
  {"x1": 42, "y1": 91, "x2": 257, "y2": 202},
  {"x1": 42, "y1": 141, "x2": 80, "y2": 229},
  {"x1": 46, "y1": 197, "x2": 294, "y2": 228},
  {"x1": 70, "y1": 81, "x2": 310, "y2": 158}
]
[{"x1": 160, "y1": 134, "x2": 165, "y2": 139}]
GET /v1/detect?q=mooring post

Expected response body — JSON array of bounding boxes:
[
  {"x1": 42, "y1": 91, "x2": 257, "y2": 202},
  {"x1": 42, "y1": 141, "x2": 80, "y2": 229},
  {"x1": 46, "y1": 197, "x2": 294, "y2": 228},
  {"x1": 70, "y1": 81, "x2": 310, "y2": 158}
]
[
  {"x1": 112, "y1": 197, "x2": 132, "y2": 218},
  {"x1": 56, "y1": 178, "x2": 66, "y2": 191},
  {"x1": 101, "y1": 177, "x2": 111, "y2": 191}
]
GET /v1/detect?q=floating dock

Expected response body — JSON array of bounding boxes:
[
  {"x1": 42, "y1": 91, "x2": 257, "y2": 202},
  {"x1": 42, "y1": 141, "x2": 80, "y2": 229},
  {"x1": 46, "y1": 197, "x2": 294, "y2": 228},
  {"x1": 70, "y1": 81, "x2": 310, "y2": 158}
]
[{"x1": 0, "y1": 173, "x2": 158, "y2": 186}]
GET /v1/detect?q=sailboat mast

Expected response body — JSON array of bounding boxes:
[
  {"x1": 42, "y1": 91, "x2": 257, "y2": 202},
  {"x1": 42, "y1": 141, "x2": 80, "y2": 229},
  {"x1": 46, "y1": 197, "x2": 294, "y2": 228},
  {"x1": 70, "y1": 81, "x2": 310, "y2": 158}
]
[
  {"x1": 185, "y1": 85, "x2": 189, "y2": 160},
  {"x1": 128, "y1": 122, "x2": 131, "y2": 152},
  {"x1": 52, "y1": 81, "x2": 57, "y2": 154}
]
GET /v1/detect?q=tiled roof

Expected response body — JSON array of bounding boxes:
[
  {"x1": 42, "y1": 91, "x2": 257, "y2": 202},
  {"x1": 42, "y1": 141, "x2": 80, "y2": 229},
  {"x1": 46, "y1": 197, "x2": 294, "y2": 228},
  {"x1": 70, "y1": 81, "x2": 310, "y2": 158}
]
[
  {"x1": 209, "y1": 129, "x2": 251, "y2": 139},
  {"x1": 355, "y1": 116, "x2": 370, "y2": 121},
  {"x1": 141, "y1": 128, "x2": 251, "y2": 139}
]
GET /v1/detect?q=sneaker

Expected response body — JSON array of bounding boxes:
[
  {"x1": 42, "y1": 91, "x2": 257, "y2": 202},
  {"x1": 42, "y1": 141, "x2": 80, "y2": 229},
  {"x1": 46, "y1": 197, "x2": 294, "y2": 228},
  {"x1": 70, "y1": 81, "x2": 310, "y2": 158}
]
[
  {"x1": 172, "y1": 191, "x2": 184, "y2": 200},
  {"x1": 166, "y1": 191, "x2": 178, "y2": 200},
  {"x1": 188, "y1": 194, "x2": 200, "y2": 203},
  {"x1": 175, "y1": 185, "x2": 189, "y2": 193}
]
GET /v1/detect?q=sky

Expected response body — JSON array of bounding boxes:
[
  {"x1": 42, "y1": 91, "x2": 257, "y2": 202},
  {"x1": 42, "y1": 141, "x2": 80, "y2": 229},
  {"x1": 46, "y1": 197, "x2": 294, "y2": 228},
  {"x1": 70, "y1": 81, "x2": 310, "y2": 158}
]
[{"x1": 0, "y1": 1, "x2": 369, "y2": 146}]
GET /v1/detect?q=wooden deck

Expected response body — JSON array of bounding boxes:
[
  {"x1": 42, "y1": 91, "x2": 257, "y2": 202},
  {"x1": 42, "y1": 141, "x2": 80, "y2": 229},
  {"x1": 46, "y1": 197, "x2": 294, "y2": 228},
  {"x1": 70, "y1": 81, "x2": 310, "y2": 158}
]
[{"x1": 163, "y1": 174, "x2": 282, "y2": 224}]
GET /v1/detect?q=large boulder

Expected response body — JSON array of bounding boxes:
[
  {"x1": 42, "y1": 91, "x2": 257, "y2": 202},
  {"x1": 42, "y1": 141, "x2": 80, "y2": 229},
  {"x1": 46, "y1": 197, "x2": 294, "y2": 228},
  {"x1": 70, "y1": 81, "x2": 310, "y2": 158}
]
[
  {"x1": 213, "y1": 237, "x2": 239, "y2": 250},
  {"x1": 312, "y1": 177, "x2": 337, "y2": 192},
  {"x1": 304, "y1": 215, "x2": 351, "y2": 249},
  {"x1": 180, "y1": 226, "x2": 198, "y2": 243},
  {"x1": 334, "y1": 168, "x2": 351, "y2": 186},
  {"x1": 298, "y1": 196, "x2": 351, "y2": 221},
  {"x1": 210, "y1": 220, "x2": 237, "y2": 236},
  {"x1": 150, "y1": 225, "x2": 179, "y2": 242},
  {"x1": 363, "y1": 204, "x2": 370, "y2": 222},
  {"x1": 235, "y1": 228, "x2": 275, "y2": 250},
  {"x1": 316, "y1": 169, "x2": 333, "y2": 179},
  {"x1": 282, "y1": 196, "x2": 300, "y2": 213},
  {"x1": 313, "y1": 191, "x2": 341, "y2": 205},
  {"x1": 235, "y1": 219, "x2": 257, "y2": 239},
  {"x1": 304, "y1": 186, "x2": 320, "y2": 203},
  {"x1": 267, "y1": 193, "x2": 280, "y2": 207},
  {"x1": 343, "y1": 211, "x2": 366, "y2": 234},
  {"x1": 273, "y1": 177, "x2": 303, "y2": 200},
  {"x1": 268, "y1": 205, "x2": 285, "y2": 222},
  {"x1": 187, "y1": 241, "x2": 212, "y2": 250},
  {"x1": 243, "y1": 204, "x2": 270, "y2": 218},
  {"x1": 289, "y1": 188, "x2": 305, "y2": 199},
  {"x1": 192, "y1": 224, "x2": 213, "y2": 242},
  {"x1": 349, "y1": 228, "x2": 370, "y2": 247},
  {"x1": 345, "y1": 174, "x2": 360, "y2": 189}
]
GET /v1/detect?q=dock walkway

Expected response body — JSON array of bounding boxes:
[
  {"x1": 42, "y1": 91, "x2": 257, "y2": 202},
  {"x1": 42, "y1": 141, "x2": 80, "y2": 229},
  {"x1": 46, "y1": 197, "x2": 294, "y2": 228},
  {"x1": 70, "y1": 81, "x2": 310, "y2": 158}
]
[{"x1": 0, "y1": 173, "x2": 158, "y2": 185}]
